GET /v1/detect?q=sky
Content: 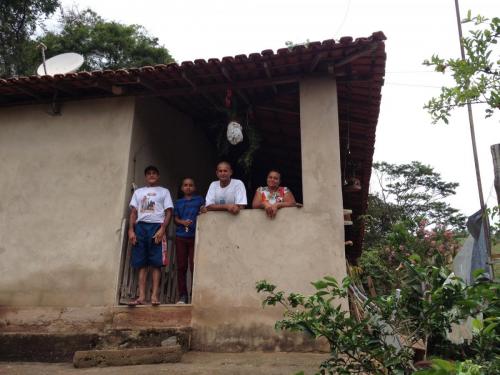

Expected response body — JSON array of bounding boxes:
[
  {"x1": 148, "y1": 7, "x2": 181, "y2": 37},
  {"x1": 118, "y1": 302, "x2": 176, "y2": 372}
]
[{"x1": 57, "y1": 0, "x2": 500, "y2": 217}]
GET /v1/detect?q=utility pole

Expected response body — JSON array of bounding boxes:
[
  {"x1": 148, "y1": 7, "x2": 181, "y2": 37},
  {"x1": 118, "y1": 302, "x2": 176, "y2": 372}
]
[
  {"x1": 492, "y1": 144, "x2": 500, "y2": 205},
  {"x1": 453, "y1": 0, "x2": 493, "y2": 276}
]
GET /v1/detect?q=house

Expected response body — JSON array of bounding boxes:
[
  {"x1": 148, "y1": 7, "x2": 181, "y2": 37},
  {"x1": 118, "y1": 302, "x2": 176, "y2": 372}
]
[{"x1": 0, "y1": 32, "x2": 386, "y2": 355}]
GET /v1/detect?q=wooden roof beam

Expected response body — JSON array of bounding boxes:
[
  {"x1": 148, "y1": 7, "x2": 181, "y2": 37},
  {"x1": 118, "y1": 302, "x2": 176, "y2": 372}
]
[
  {"x1": 92, "y1": 79, "x2": 125, "y2": 95},
  {"x1": 14, "y1": 85, "x2": 42, "y2": 101},
  {"x1": 309, "y1": 51, "x2": 327, "y2": 73},
  {"x1": 146, "y1": 75, "x2": 300, "y2": 98},
  {"x1": 334, "y1": 43, "x2": 379, "y2": 69},
  {"x1": 262, "y1": 62, "x2": 278, "y2": 94},
  {"x1": 220, "y1": 66, "x2": 251, "y2": 106},
  {"x1": 181, "y1": 71, "x2": 226, "y2": 112}
]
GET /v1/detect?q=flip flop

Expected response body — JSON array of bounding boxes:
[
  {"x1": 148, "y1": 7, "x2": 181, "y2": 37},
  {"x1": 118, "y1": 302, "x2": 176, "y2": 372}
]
[
  {"x1": 151, "y1": 300, "x2": 161, "y2": 306},
  {"x1": 127, "y1": 299, "x2": 145, "y2": 307}
]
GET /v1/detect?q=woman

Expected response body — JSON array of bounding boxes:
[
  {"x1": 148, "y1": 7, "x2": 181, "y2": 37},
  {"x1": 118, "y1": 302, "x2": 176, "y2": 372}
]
[{"x1": 252, "y1": 170, "x2": 296, "y2": 218}]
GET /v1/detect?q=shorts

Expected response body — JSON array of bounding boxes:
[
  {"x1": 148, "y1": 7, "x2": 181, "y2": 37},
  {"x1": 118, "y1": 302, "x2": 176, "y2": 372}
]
[{"x1": 131, "y1": 222, "x2": 163, "y2": 268}]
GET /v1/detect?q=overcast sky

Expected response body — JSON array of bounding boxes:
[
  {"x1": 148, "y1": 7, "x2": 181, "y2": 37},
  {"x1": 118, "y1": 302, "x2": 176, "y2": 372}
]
[{"x1": 58, "y1": 0, "x2": 500, "y2": 216}]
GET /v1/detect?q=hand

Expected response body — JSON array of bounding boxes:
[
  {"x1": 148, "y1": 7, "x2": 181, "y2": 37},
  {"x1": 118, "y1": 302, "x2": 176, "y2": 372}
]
[
  {"x1": 199, "y1": 205, "x2": 207, "y2": 214},
  {"x1": 265, "y1": 203, "x2": 278, "y2": 219},
  {"x1": 227, "y1": 204, "x2": 241, "y2": 215},
  {"x1": 180, "y1": 219, "x2": 192, "y2": 227},
  {"x1": 128, "y1": 230, "x2": 137, "y2": 246},
  {"x1": 153, "y1": 228, "x2": 165, "y2": 244}
]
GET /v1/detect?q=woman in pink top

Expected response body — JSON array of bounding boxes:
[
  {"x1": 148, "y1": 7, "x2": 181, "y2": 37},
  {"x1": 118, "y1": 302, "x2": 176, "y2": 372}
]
[{"x1": 252, "y1": 170, "x2": 296, "y2": 218}]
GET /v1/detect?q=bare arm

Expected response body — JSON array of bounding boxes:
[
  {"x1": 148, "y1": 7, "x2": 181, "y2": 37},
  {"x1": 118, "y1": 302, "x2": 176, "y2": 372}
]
[
  {"x1": 252, "y1": 190, "x2": 265, "y2": 209},
  {"x1": 276, "y1": 191, "x2": 296, "y2": 208},
  {"x1": 206, "y1": 203, "x2": 244, "y2": 215},
  {"x1": 154, "y1": 208, "x2": 172, "y2": 244},
  {"x1": 128, "y1": 207, "x2": 138, "y2": 245},
  {"x1": 174, "y1": 215, "x2": 191, "y2": 226}
]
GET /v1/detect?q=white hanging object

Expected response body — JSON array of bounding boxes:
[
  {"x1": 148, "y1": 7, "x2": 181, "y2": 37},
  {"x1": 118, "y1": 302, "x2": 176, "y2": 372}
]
[{"x1": 226, "y1": 121, "x2": 243, "y2": 145}]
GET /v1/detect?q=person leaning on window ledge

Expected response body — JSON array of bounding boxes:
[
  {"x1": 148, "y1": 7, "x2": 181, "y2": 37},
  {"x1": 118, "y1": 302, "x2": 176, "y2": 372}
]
[
  {"x1": 252, "y1": 169, "x2": 296, "y2": 219},
  {"x1": 203, "y1": 161, "x2": 247, "y2": 215}
]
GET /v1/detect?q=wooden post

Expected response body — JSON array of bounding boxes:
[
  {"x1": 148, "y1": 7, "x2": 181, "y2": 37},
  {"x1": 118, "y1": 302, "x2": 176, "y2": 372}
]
[{"x1": 492, "y1": 144, "x2": 500, "y2": 205}]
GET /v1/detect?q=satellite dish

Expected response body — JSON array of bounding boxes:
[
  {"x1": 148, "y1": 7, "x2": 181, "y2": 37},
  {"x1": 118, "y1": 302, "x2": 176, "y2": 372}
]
[{"x1": 37, "y1": 52, "x2": 84, "y2": 76}]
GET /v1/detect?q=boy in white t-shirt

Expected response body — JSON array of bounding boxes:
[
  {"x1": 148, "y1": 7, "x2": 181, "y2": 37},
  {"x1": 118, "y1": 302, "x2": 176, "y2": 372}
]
[
  {"x1": 128, "y1": 165, "x2": 173, "y2": 306},
  {"x1": 205, "y1": 161, "x2": 247, "y2": 215}
]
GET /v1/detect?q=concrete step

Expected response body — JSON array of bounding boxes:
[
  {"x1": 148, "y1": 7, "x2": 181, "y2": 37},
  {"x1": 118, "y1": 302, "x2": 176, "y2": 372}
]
[
  {"x1": 0, "y1": 332, "x2": 100, "y2": 362},
  {"x1": 73, "y1": 345, "x2": 183, "y2": 368},
  {"x1": 0, "y1": 328, "x2": 190, "y2": 363},
  {"x1": 0, "y1": 305, "x2": 192, "y2": 333},
  {"x1": 111, "y1": 305, "x2": 192, "y2": 330}
]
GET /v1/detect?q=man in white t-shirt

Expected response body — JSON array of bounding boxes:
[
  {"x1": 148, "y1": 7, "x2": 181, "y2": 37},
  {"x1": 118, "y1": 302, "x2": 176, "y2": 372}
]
[
  {"x1": 205, "y1": 161, "x2": 247, "y2": 215},
  {"x1": 128, "y1": 165, "x2": 173, "y2": 306}
]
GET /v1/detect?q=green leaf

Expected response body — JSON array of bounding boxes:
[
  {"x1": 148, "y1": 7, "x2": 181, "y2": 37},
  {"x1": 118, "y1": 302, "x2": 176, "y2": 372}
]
[
  {"x1": 471, "y1": 318, "x2": 483, "y2": 331},
  {"x1": 312, "y1": 280, "x2": 328, "y2": 290},
  {"x1": 431, "y1": 358, "x2": 455, "y2": 371},
  {"x1": 482, "y1": 322, "x2": 498, "y2": 334}
]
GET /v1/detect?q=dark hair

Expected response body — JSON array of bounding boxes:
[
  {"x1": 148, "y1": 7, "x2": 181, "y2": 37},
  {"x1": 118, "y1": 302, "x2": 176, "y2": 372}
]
[
  {"x1": 177, "y1": 177, "x2": 196, "y2": 199},
  {"x1": 144, "y1": 165, "x2": 160, "y2": 175},
  {"x1": 217, "y1": 161, "x2": 232, "y2": 170},
  {"x1": 268, "y1": 169, "x2": 281, "y2": 177}
]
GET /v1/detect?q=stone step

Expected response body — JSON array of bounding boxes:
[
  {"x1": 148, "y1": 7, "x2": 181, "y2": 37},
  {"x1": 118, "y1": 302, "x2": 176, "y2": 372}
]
[
  {"x1": 98, "y1": 327, "x2": 191, "y2": 352},
  {"x1": 73, "y1": 345, "x2": 183, "y2": 368}
]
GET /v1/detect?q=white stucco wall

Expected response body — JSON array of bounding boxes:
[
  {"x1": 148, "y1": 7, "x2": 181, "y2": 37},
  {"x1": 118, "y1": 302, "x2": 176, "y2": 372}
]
[
  {"x1": 191, "y1": 78, "x2": 347, "y2": 351},
  {"x1": 0, "y1": 97, "x2": 135, "y2": 306}
]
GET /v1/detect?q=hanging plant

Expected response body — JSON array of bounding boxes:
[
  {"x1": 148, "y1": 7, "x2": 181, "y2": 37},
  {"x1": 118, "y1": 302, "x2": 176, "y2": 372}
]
[{"x1": 210, "y1": 88, "x2": 261, "y2": 179}]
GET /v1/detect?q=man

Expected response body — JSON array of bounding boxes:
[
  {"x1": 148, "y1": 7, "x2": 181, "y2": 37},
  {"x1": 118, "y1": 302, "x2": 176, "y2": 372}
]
[
  {"x1": 128, "y1": 165, "x2": 173, "y2": 306},
  {"x1": 205, "y1": 161, "x2": 247, "y2": 214}
]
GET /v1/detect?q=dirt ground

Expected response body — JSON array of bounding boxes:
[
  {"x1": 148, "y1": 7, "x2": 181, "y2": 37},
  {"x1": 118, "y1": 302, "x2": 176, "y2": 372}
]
[{"x1": 0, "y1": 352, "x2": 328, "y2": 375}]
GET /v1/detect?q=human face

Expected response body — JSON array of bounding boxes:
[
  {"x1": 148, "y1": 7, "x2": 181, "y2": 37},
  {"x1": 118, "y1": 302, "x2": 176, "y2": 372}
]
[
  {"x1": 145, "y1": 170, "x2": 160, "y2": 186},
  {"x1": 181, "y1": 179, "x2": 195, "y2": 197},
  {"x1": 267, "y1": 171, "x2": 281, "y2": 190},
  {"x1": 216, "y1": 163, "x2": 232, "y2": 185}
]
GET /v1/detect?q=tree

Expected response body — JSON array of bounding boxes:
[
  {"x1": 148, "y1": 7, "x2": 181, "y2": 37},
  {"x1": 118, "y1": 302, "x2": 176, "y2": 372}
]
[
  {"x1": 0, "y1": 0, "x2": 60, "y2": 77},
  {"x1": 363, "y1": 161, "x2": 466, "y2": 249},
  {"x1": 38, "y1": 8, "x2": 174, "y2": 72},
  {"x1": 0, "y1": 6, "x2": 174, "y2": 78},
  {"x1": 424, "y1": 13, "x2": 500, "y2": 124}
]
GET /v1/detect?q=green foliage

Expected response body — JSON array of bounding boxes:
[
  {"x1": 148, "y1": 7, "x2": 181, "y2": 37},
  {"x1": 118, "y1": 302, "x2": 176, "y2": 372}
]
[
  {"x1": 424, "y1": 13, "x2": 500, "y2": 123},
  {"x1": 37, "y1": 8, "x2": 174, "y2": 72},
  {"x1": 256, "y1": 278, "x2": 415, "y2": 374},
  {"x1": 363, "y1": 161, "x2": 466, "y2": 249},
  {"x1": 415, "y1": 359, "x2": 483, "y2": 375},
  {"x1": 257, "y1": 264, "x2": 500, "y2": 374},
  {"x1": 0, "y1": 5, "x2": 173, "y2": 77},
  {"x1": 360, "y1": 220, "x2": 462, "y2": 294},
  {"x1": 0, "y1": 0, "x2": 60, "y2": 77}
]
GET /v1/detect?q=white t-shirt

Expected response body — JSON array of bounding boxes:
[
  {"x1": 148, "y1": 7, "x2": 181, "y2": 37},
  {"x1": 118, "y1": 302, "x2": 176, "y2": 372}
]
[
  {"x1": 130, "y1": 186, "x2": 173, "y2": 223},
  {"x1": 205, "y1": 179, "x2": 247, "y2": 206}
]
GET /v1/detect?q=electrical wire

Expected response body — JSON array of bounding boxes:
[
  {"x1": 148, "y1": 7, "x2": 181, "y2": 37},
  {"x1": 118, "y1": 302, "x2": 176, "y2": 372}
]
[{"x1": 334, "y1": 0, "x2": 351, "y2": 37}]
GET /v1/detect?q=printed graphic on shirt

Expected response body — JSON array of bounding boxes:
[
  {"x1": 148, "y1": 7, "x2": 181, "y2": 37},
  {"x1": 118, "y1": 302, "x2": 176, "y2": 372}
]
[{"x1": 140, "y1": 192, "x2": 157, "y2": 213}]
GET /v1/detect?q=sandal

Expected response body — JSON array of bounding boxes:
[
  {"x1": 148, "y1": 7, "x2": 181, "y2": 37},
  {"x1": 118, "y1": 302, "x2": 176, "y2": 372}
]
[
  {"x1": 151, "y1": 300, "x2": 161, "y2": 306},
  {"x1": 127, "y1": 299, "x2": 145, "y2": 307}
]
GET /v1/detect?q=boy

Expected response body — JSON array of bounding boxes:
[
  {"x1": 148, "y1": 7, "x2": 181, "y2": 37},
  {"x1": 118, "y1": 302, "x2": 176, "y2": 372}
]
[
  {"x1": 174, "y1": 178, "x2": 205, "y2": 304},
  {"x1": 205, "y1": 161, "x2": 247, "y2": 214},
  {"x1": 128, "y1": 165, "x2": 173, "y2": 306}
]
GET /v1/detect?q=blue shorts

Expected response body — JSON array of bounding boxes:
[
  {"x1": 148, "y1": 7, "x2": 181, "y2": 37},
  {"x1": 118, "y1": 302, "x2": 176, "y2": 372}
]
[{"x1": 131, "y1": 222, "x2": 163, "y2": 268}]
